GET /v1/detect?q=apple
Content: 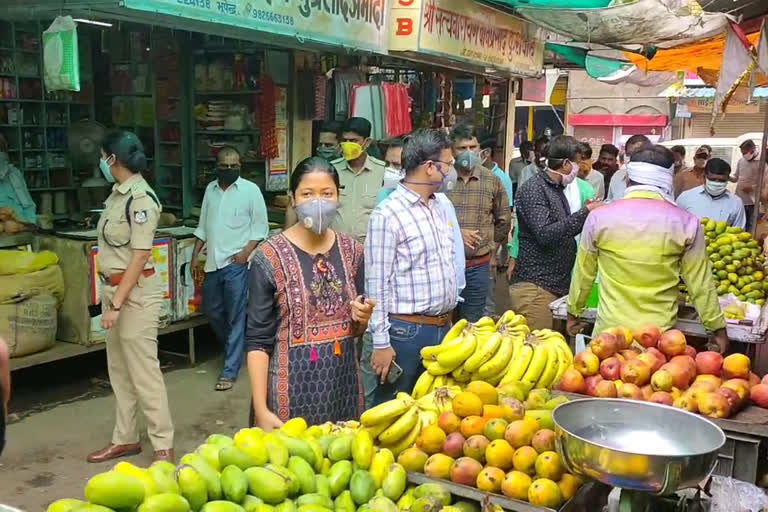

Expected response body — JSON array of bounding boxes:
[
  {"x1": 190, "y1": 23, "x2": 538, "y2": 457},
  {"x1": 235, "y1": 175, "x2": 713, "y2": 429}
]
[
  {"x1": 636, "y1": 353, "x2": 660, "y2": 374},
  {"x1": 695, "y1": 351, "x2": 723, "y2": 376},
  {"x1": 641, "y1": 384, "x2": 653, "y2": 401},
  {"x1": 618, "y1": 383, "x2": 643, "y2": 400},
  {"x1": 594, "y1": 379, "x2": 618, "y2": 398},
  {"x1": 697, "y1": 392, "x2": 731, "y2": 418},
  {"x1": 683, "y1": 345, "x2": 697, "y2": 359},
  {"x1": 694, "y1": 374, "x2": 722, "y2": 388},
  {"x1": 620, "y1": 360, "x2": 651, "y2": 387},
  {"x1": 688, "y1": 381, "x2": 718, "y2": 403},
  {"x1": 750, "y1": 384, "x2": 768, "y2": 408},
  {"x1": 659, "y1": 362, "x2": 691, "y2": 390},
  {"x1": 574, "y1": 351, "x2": 600, "y2": 377},
  {"x1": 619, "y1": 349, "x2": 640, "y2": 360},
  {"x1": 658, "y1": 329, "x2": 687, "y2": 357},
  {"x1": 722, "y1": 353, "x2": 751, "y2": 380},
  {"x1": 614, "y1": 380, "x2": 623, "y2": 394},
  {"x1": 584, "y1": 375, "x2": 604, "y2": 396},
  {"x1": 599, "y1": 357, "x2": 622, "y2": 381},
  {"x1": 761, "y1": 374, "x2": 768, "y2": 386},
  {"x1": 651, "y1": 369, "x2": 674, "y2": 392},
  {"x1": 633, "y1": 324, "x2": 661, "y2": 348},
  {"x1": 558, "y1": 367, "x2": 586, "y2": 394},
  {"x1": 649, "y1": 391, "x2": 674, "y2": 406},
  {"x1": 721, "y1": 378, "x2": 751, "y2": 401},
  {"x1": 670, "y1": 355, "x2": 697, "y2": 383},
  {"x1": 603, "y1": 327, "x2": 631, "y2": 350},
  {"x1": 673, "y1": 391, "x2": 698, "y2": 412},
  {"x1": 590, "y1": 332, "x2": 619, "y2": 360},
  {"x1": 646, "y1": 347, "x2": 667, "y2": 367},
  {"x1": 749, "y1": 372, "x2": 761, "y2": 388}
]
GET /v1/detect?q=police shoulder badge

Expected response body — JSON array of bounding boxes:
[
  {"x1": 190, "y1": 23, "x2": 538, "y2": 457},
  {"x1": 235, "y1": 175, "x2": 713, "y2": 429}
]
[{"x1": 134, "y1": 210, "x2": 148, "y2": 225}]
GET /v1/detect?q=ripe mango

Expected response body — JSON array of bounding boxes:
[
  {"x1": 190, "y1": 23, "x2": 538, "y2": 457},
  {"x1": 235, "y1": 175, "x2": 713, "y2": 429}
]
[
  {"x1": 368, "y1": 449, "x2": 394, "y2": 488},
  {"x1": 381, "y1": 463, "x2": 407, "y2": 501},
  {"x1": 334, "y1": 490, "x2": 356, "y2": 512},
  {"x1": 200, "y1": 501, "x2": 246, "y2": 512},
  {"x1": 349, "y1": 470, "x2": 376, "y2": 505},
  {"x1": 244, "y1": 467, "x2": 289, "y2": 504},
  {"x1": 114, "y1": 461, "x2": 159, "y2": 497},
  {"x1": 46, "y1": 499, "x2": 87, "y2": 512},
  {"x1": 221, "y1": 465, "x2": 249, "y2": 504},
  {"x1": 180, "y1": 453, "x2": 222, "y2": 500},
  {"x1": 351, "y1": 431, "x2": 374, "y2": 469},
  {"x1": 176, "y1": 465, "x2": 208, "y2": 511},
  {"x1": 138, "y1": 493, "x2": 191, "y2": 512},
  {"x1": 281, "y1": 417, "x2": 308, "y2": 437},
  {"x1": 84, "y1": 471, "x2": 145, "y2": 510},
  {"x1": 288, "y1": 456, "x2": 317, "y2": 495},
  {"x1": 263, "y1": 433, "x2": 290, "y2": 467},
  {"x1": 327, "y1": 460, "x2": 353, "y2": 497}
]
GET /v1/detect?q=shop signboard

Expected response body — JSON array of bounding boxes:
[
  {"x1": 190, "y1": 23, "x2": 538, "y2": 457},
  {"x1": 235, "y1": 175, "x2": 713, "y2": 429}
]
[
  {"x1": 390, "y1": 0, "x2": 543, "y2": 76},
  {"x1": 686, "y1": 98, "x2": 759, "y2": 114},
  {"x1": 123, "y1": 0, "x2": 389, "y2": 53}
]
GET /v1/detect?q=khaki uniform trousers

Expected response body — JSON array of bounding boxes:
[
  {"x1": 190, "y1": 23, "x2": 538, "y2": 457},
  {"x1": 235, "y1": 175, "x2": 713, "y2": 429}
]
[
  {"x1": 509, "y1": 281, "x2": 557, "y2": 331},
  {"x1": 103, "y1": 275, "x2": 174, "y2": 449}
]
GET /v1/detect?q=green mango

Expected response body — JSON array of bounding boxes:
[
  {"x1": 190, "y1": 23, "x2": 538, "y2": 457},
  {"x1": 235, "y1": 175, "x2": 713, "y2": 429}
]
[
  {"x1": 46, "y1": 499, "x2": 88, "y2": 512},
  {"x1": 207, "y1": 434, "x2": 235, "y2": 448},
  {"x1": 409, "y1": 496, "x2": 442, "y2": 512},
  {"x1": 200, "y1": 502, "x2": 246, "y2": 512},
  {"x1": 349, "y1": 470, "x2": 376, "y2": 506},
  {"x1": 296, "y1": 506, "x2": 332, "y2": 512},
  {"x1": 263, "y1": 434, "x2": 290, "y2": 467},
  {"x1": 288, "y1": 456, "x2": 316, "y2": 495},
  {"x1": 244, "y1": 467, "x2": 289, "y2": 504},
  {"x1": 316, "y1": 436, "x2": 334, "y2": 457},
  {"x1": 221, "y1": 465, "x2": 249, "y2": 504},
  {"x1": 334, "y1": 490, "x2": 356, "y2": 512},
  {"x1": 351, "y1": 431, "x2": 374, "y2": 470},
  {"x1": 327, "y1": 435, "x2": 354, "y2": 462},
  {"x1": 85, "y1": 471, "x2": 145, "y2": 510},
  {"x1": 381, "y1": 463, "x2": 407, "y2": 502},
  {"x1": 327, "y1": 460, "x2": 353, "y2": 498},
  {"x1": 413, "y1": 483, "x2": 451, "y2": 506},
  {"x1": 196, "y1": 444, "x2": 222, "y2": 472},
  {"x1": 314, "y1": 474, "x2": 331, "y2": 498},
  {"x1": 301, "y1": 435, "x2": 325, "y2": 473},
  {"x1": 264, "y1": 464, "x2": 300, "y2": 497},
  {"x1": 453, "y1": 501, "x2": 480, "y2": 512},
  {"x1": 366, "y1": 496, "x2": 397, "y2": 512},
  {"x1": 180, "y1": 454, "x2": 222, "y2": 500},
  {"x1": 78, "y1": 506, "x2": 117, "y2": 512},
  {"x1": 149, "y1": 464, "x2": 181, "y2": 495},
  {"x1": 241, "y1": 496, "x2": 264, "y2": 512},
  {"x1": 219, "y1": 445, "x2": 263, "y2": 471},
  {"x1": 276, "y1": 434, "x2": 316, "y2": 467},
  {"x1": 137, "y1": 493, "x2": 191, "y2": 512},
  {"x1": 175, "y1": 465, "x2": 208, "y2": 512},
  {"x1": 274, "y1": 500, "x2": 296, "y2": 512},
  {"x1": 296, "y1": 494, "x2": 333, "y2": 510}
]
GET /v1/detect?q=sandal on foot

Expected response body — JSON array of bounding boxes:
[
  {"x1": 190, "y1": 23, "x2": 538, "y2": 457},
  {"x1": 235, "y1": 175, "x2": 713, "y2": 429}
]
[{"x1": 215, "y1": 378, "x2": 234, "y2": 391}]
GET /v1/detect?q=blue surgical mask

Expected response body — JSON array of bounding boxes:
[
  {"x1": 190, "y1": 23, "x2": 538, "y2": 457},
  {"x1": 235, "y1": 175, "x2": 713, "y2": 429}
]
[
  {"x1": 705, "y1": 179, "x2": 728, "y2": 197},
  {"x1": 99, "y1": 157, "x2": 115, "y2": 183}
]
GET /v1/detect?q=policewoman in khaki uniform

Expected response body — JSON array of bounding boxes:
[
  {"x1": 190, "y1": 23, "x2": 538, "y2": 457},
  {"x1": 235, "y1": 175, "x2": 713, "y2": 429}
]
[{"x1": 87, "y1": 131, "x2": 175, "y2": 464}]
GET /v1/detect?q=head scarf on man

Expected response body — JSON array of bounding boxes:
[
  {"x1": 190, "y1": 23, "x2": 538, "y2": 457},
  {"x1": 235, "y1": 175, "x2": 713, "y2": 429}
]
[{"x1": 625, "y1": 145, "x2": 676, "y2": 201}]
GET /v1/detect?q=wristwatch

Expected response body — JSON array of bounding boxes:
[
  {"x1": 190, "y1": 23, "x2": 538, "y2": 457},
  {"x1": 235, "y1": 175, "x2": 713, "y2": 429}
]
[{"x1": 110, "y1": 301, "x2": 121, "y2": 312}]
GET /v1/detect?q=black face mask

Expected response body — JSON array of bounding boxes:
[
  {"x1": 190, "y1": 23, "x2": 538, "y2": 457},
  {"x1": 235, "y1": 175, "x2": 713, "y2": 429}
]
[{"x1": 218, "y1": 167, "x2": 240, "y2": 186}]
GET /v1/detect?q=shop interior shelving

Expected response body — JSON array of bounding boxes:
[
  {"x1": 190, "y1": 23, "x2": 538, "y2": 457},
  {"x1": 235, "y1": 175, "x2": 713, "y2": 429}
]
[{"x1": 0, "y1": 19, "x2": 94, "y2": 219}]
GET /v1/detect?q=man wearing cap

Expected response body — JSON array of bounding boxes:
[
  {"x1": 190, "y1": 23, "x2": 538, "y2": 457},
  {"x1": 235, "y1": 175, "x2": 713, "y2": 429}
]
[
  {"x1": 678, "y1": 158, "x2": 745, "y2": 229},
  {"x1": 567, "y1": 144, "x2": 729, "y2": 353},
  {"x1": 674, "y1": 145, "x2": 710, "y2": 198}
]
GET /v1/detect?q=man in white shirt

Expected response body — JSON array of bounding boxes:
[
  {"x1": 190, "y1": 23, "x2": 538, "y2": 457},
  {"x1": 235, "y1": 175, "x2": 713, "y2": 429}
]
[
  {"x1": 192, "y1": 146, "x2": 269, "y2": 391},
  {"x1": 678, "y1": 158, "x2": 745, "y2": 229}
]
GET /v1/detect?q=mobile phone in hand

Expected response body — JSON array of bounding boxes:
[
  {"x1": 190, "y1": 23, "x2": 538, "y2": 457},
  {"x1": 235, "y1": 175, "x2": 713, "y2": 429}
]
[{"x1": 386, "y1": 360, "x2": 403, "y2": 384}]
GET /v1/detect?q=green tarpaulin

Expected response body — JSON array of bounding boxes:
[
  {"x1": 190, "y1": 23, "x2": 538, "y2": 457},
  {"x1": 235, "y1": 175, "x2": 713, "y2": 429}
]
[
  {"x1": 501, "y1": 0, "x2": 610, "y2": 7},
  {"x1": 546, "y1": 42, "x2": 630, "y2": 78}
]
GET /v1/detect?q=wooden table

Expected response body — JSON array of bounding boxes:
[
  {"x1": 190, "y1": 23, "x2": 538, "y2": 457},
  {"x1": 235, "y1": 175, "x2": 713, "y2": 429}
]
[{"x1": 10, "y1": 315, "x2": 208, "y2": 371}]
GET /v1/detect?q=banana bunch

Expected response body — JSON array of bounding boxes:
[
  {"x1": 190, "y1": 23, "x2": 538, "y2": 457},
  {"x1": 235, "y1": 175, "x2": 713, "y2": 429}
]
[
  {"x1": 412, "y1": 372, "x2": 460, "y2": 399},
  {"x1": 499, "y1": 329, "x2": 573, "y2": 389},
  {"x1": 496, "y1": 309, "x2": 531, "y2": 336},
  {"x1": 360, "y1": 392, "x2": 438, "y2": 455}
]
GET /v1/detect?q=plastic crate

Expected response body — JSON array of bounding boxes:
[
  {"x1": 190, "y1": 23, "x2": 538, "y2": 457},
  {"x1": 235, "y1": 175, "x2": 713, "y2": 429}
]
[{"x1": 714, "y1": 431, "x2": 760, "y2": 483}]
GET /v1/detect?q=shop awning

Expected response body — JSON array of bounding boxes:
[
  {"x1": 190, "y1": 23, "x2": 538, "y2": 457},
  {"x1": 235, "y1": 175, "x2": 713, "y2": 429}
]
[
  {"x1": 6, "y1": 0, "x2": 391, "y2": 55},
  {"x1": 568, "y1": 113, "x2": 668, "y2": 126}
]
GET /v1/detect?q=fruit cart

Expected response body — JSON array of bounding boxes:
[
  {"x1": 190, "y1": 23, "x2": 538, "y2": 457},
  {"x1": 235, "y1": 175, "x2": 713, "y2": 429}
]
[
  {"x1": 548, "y1": 296, "x2": 768, "y2": 358},
  {"x1": 405, "y1": 473, "x2": 603, "y2": 512},
  {"x1": 553, "y1": 398, "x2": 726, "y2": 512}
]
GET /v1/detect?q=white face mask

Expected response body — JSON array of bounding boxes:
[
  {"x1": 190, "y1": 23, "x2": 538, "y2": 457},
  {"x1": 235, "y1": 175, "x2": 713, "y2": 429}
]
[
  {"x1": 383, "y1": 167, "x2": 404, "y2": 189},
  {"x1": 705, "y1": 179, "x2": 728, "y2": 196},
  {"x1": 561, "y1": 161, "x2": 578, "y2": 186}
]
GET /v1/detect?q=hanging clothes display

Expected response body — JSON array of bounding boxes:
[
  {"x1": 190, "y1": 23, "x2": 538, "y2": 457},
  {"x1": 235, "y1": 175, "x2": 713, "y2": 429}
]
[
  {"x1": 349, "y1": 84, "x2": 386, "y2": 140},
  {"x1": 296, "y1": 68, "x2": 316, "y2": 120},
  {"x1": 333, "y1": 69, "x2": 366, "y2": 121},
  {"x1": 381, "y1": 83, "x2": 412, "y2": 138},
  {"x1": 313, "y1": 73, "x2": 327, "y2": 120}
]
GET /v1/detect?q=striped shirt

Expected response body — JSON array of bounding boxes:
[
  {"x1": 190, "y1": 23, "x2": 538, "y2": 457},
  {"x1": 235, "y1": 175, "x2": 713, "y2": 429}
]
[{"x1": 365, "y1": 184, "x2": 458, "y2": 349}]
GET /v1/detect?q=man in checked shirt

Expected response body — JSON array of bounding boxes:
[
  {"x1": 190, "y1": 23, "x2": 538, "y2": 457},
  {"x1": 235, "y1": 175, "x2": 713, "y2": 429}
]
[
  {"x1": 447, "y1": 125, "x2": 511, "y2": 322},
  {"x1": 365, "y1": 129, "x2": 459, "y2": 403}
]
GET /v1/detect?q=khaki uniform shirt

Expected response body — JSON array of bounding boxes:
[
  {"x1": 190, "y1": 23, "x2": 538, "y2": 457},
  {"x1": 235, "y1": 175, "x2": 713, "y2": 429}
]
[
  {"x1": 331, "y1": 155, "x2": 386, "y2": 243},
  {"x1": 97, "y1": 174, "x2": 161, "y2": 275}
]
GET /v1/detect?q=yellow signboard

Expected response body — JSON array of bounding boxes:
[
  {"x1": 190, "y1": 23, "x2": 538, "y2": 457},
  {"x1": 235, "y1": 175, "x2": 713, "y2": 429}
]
[{"x1": 390, "y1": 0, "x2": 543, "y2": 76}]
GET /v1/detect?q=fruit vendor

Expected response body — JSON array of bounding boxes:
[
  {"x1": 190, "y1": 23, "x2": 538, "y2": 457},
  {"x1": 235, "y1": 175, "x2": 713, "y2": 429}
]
[
  {"x1": 567, "y1": 145, "x2": 729, "y2": 353},
  {"x1": 246, "y1": 157, "x2": 374, "y2": 429},
  {"x1": 677, "y1": 158, "x2": 746, "y2": 229},
  {"x1": 365, "y1": 129, "x2": 458, "y2": 404}
]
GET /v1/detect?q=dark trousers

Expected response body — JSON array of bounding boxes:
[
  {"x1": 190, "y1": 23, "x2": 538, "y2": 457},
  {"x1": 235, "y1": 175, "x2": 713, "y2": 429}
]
[
  {"x1": 202, "y1": 263, "x2": 249, "y2": 380},
  {"x1": 745, "y1": 205, "x2": 755, "y2": 232},
  {"x1": 458, "y1": 262, "x2": 491, "y2": 322},
  {"x1": 372, "y1": 318, "x2": 451, "y2": 406}
]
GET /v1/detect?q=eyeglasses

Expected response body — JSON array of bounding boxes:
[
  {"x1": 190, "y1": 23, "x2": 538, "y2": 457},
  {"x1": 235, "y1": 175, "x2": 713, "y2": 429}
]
[
  {"x1": 218, "y1": 163, "x2": 241, "y2": 169},
  {"x1": 430, "y1": 159, "x2": 456, "y2": 168}
]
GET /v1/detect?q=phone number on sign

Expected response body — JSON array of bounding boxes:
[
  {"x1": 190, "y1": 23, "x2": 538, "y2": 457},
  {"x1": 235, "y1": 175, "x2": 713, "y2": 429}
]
[{"x1": 252, "y1": 9, "x2": 295, "y2": 25}]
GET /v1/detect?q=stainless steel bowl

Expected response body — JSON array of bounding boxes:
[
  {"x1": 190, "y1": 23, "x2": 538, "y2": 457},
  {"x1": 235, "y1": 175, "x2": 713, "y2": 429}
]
[{"x1": 553, "y1": 398, "x2": 725, "y2": 495}]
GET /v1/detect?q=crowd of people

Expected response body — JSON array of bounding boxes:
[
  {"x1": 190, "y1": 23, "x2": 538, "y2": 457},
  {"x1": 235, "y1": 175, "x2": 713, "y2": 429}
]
[{"x1": 6, "y1": 117, "x2": 764, "y2": 465}]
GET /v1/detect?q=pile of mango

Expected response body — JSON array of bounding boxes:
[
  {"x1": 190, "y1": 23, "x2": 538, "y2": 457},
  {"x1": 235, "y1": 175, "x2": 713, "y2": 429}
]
[
  {"x1": 46, "y1": 419, "x2": 460, "y2": 512},
  {"x1": 701, "y1": 219, "x2": 767, "y2": 305}
]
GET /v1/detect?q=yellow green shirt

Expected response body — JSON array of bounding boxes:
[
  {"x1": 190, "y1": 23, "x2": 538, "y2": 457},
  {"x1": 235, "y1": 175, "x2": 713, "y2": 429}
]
[
  {"x1": 331, "y1": 155, "x2": 386, "y2": 244},
  {"x1": 567, "y1": 189, "x2": 726, "y2": 334}
]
